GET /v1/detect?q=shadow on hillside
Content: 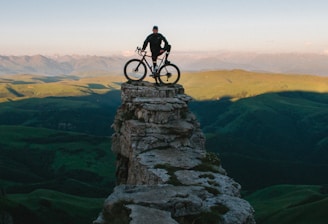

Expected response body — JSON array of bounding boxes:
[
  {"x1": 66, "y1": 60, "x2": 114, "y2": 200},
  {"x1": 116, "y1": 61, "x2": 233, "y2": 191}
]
[
  {"x1": 31, "y1": 75, "x2": 80, "y2": 83},
  {"x1": 190, "y1": 90, "x2": 328, "y2": 192},
  {"x1": 1, "y1": 89, "x2": 327, "y2": 194},
  {"x1": 189, "y1": 95, "x2": 234, "y2": 132},
  {"x1": 6, "y1": 86, "x2": 25, "y2": 97},
  {"x1": 1, "y1": 86, "x2": 326, "y2": 224},
  {"x1": 0, "y1": 89, "x2": 121, "y2": 136},
  {"x1": 0, "y1": 90, "x2": 122, "y2": 198}
]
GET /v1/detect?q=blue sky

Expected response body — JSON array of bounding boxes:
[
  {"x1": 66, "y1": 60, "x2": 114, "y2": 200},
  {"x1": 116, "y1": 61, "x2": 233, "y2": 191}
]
[{"x1": 1, "y1": 0, "x2": 327, "y2": 55}]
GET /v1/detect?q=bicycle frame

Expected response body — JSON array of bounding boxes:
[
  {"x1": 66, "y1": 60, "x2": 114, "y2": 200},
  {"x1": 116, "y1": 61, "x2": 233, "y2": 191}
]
[
  {"x1": 124, "y1": 47, "x2": 180, "y2": 84},
  {"x1": 136, "y1": 48, "x2": 166, "y2": 74}
]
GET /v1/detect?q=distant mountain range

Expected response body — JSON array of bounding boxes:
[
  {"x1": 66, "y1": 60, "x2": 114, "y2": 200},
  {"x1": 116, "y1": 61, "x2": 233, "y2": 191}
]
[
  {"x1": 174, "y1": 52, "x2": 328, "y2": 76},
  {"x1": 1, "y1": 52, "x2": 328, "y2": 76},
  {"x1": 0, "y1": 55, "x2": 125, "y2": 76}
]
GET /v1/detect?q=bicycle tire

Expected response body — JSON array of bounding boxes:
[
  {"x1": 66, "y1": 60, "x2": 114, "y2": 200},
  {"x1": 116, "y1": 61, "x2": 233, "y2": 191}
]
[
  {"x1": 124, "y1": 59, "x2": 147, "y2": 81},
  {"x1": 158, "y1": 63, "x2": 180, "y2": 85}
]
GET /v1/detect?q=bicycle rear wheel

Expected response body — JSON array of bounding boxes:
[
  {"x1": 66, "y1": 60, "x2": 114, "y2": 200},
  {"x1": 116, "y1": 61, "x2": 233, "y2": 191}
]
[
  {"x1": 124, "y1": 59, "x2": 147, "y2": 81},
  {"x1": 158, "y1": 64, "x2": 180, "y2": 85}
]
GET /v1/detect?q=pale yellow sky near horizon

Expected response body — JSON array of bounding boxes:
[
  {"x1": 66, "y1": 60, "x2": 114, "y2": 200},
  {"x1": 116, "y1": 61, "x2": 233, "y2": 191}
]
[{"x1": 1, "y1": 0, "x2": 327, "y2": 55}]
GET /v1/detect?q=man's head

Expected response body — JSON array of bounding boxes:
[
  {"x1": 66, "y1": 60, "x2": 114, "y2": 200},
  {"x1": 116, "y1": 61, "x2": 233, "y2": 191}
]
[{"x1": 152, "y1": 26, "x2": 158, "y2": 33}]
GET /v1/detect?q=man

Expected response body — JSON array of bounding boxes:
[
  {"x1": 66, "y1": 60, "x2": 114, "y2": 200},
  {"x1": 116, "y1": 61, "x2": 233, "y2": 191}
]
[{"x1": 142, "y1": 26, "x2": 171, "y2": 73}]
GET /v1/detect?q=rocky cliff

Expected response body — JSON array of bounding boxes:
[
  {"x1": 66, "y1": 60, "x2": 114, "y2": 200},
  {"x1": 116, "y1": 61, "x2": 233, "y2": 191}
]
[{"x1": 93, "y1": 81, "x2": 255, "y2": 224}]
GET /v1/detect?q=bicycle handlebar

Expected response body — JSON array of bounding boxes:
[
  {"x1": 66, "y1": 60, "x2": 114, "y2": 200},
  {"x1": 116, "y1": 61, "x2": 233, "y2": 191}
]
[{"x1": 136, "y1": 46, "x2": 147, "y2": 56}]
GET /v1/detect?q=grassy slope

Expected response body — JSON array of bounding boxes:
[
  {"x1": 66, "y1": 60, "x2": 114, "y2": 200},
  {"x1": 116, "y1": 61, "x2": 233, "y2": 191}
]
[
  {"x1": 0, "y1": 125, "x2": 116, "y2": 197},
  {"x1": 245, "y1": 184, "x2": 328, "y2": 224},
  {"x1": 203, "y1": 91, "x2": 328, "y2": 153},
  {"x1": 0, "y1": 75, "x2": 120, "y2": 222},
  {"x1": 180, "y1": 71, "x2": 328, "y2": 222},
  {"x1": 1, "y1": 71, "x2": 328, "y2": 223},
  {"x1": 180, "y1": 70, "x2": 328, "y2": 190},
  {"x1": 180, "y1": 69, "x2": 328, "y2": 100},
  {"x1": 0, "y1": 90, "x2": 121, "y2": 136},
  {"x1": 2, "y1": 189, "x2": 104, "y2": 224},
  {"x1": 0, "y1": 74, "x2": 125, "y2": 102},
  {"x1": 191, "y1": 91, "x2": 328, "y2": 190},
  {"x1": 2, "y1": 70, "x2": 327, "y2": 102}
]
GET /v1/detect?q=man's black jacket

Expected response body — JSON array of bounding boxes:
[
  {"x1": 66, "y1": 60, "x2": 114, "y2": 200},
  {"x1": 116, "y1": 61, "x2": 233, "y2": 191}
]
[{"x1": 142, "y1": 33, "x2": 169, "y2": 53}]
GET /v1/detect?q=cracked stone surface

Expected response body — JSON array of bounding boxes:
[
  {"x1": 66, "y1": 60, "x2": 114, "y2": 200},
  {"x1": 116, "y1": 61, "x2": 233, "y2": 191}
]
[
  {"x1": 127, "y1": 205, "x2": 179, "y2": 224},
  {"x1": 93, "y1": 82, "x2": 255, "y2": 224}
]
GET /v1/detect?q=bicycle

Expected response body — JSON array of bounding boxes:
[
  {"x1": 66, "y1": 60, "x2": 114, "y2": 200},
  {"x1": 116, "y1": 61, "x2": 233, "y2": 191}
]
[{"x1": 123, "y1": 47, "x2": 180, "y2": 85}]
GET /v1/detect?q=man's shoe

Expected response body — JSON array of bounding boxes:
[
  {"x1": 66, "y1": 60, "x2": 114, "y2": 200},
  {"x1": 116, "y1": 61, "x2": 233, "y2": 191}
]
[{"x1": 165, "y1": 60, "x2": 170, "y2": 65}]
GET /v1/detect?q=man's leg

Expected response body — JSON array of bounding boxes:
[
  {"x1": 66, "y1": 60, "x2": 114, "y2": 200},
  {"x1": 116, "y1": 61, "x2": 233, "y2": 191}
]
[
  {"x1": 152, "y1": 53, "x2": 159, "y2": 72},
  {"x1": 165, "y1": 45, "x2": 171, "y2": 63},
  {"x1": 151, "y1": 52, "x2": 160, "y2": 84}
]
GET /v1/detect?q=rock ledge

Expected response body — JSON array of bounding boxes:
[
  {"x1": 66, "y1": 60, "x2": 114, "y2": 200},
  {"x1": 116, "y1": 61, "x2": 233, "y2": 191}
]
[{"x1": 94, "y1": 82, "x2": 255, "y2": 224}]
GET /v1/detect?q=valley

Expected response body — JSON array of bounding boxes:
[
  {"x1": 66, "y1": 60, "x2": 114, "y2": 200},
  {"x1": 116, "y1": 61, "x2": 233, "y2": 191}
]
[{"x1": 0, "y1": 70, "x2": 327, "y2": 223}]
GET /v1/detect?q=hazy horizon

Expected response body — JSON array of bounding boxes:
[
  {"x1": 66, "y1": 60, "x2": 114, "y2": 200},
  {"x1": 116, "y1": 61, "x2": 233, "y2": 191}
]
[
  {"x1": 1, "y1": 51, "x2": 328, "y2": 76},
  {"x1": 1, "y1": 0, "x2": 328, "y2": 55},
  {"x1": 1, "y1": 49, "x2": 328, "y2": 57}
]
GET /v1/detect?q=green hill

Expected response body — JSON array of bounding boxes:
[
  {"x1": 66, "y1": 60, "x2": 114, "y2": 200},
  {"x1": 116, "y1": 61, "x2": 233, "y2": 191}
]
[
  {"x1": 0, "y1": 74, "x2": 124, "y2": 102},
  {"x1": 191, "y1": 91, "x2": 328, "y2": 190},
  {"x1": 1, "y1": 71, "x2": 327, "y2": 223},
  {"x1": 183, "y1": 70, "x2": 328, "y2": 192},
  {"x1": 0, "y1": 90, "x2": 121, "y2": 136},
  {"x1": 245, "y1": 184, "x2": 328, "y2": 224},
  {"x1": 0, "y1": 125, "x2": 116, "y2": 197},
  {"x1": 180, "y1": 69, "x2": 328, "y2": 100},
  {"x1": 1, "y1": 189, "x2": 104, "y2": 224}
]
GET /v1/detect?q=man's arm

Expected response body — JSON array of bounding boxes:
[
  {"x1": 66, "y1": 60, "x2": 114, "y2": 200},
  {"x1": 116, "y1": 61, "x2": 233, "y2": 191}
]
[
  {"x1": 142, "y1": 34, "x2": 151, "y2": 50},
  {"x1": 161, "y1": 34, "x2": 169, "y2": 50}
]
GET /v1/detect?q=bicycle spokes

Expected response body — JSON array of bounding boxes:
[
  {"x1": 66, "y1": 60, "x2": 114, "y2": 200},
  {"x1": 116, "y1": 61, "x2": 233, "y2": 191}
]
[
  {"x1": 158, "y1": 64, "x2": 180, "y2": 85},
  {"x1": 124, "y1": 59, "x2": 147, "y2": 81}
]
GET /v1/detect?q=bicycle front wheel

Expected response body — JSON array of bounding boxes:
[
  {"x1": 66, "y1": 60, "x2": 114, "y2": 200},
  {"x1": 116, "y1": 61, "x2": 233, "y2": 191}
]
[
  {"x1": 124, "y1": 59, "x2": 147, "y2": 81},
  {"x1": 158, "y1": 64, "x2": 180, "y2": 85}
]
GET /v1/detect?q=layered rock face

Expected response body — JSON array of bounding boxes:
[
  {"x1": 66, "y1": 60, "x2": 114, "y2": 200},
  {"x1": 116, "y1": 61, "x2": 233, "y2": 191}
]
[{"x1": 94, "y1": 82, "x2": 255, "y2": 224}]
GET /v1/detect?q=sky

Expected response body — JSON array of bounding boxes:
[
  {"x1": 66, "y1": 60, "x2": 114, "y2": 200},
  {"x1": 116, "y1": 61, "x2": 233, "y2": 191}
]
[{"x1": 1, "y1": 0, "x2": 328, "y2": 55}]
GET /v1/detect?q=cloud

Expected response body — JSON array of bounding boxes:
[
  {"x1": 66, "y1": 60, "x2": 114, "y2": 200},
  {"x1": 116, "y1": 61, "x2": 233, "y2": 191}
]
[{"x1": 323, "y1": 49, "x2": 328, "y2": 55}]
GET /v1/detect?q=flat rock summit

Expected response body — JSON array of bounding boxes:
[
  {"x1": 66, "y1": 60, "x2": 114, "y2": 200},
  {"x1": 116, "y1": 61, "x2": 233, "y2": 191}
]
[{"x1": 93, "y1": 81, "x2": 255, "y2": 224}]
